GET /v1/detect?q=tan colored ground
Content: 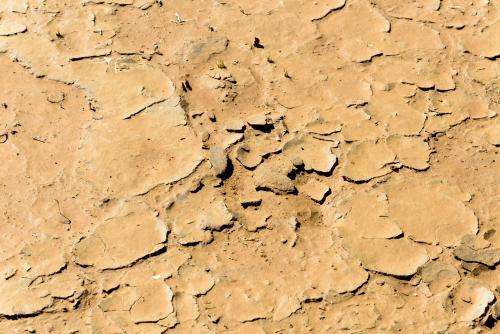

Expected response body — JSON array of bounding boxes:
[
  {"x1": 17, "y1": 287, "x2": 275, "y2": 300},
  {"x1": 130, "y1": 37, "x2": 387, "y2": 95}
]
[{"x1": 0, "y1": 0, "x2": 499, "y2": 333}]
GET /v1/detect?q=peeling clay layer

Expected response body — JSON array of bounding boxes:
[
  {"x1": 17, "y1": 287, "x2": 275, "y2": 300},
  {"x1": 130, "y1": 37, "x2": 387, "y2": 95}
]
[{"x1": 0, "y1": 0, "x2": 499, "y2": 333}]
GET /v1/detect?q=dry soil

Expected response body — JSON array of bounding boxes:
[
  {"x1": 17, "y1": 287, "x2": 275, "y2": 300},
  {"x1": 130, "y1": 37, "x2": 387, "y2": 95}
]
[{"x1": 0, "y1": 0, "x2": 499, "y2": 333}]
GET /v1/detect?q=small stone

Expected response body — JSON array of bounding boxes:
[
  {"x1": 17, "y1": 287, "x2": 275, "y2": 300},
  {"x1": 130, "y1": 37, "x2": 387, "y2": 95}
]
[
  {"x1": 290, "y1": 157, "x2": 304, "y2": 168},
  {"x1": 297, "y1": 179, "x2": 330, "y2": 203},
  {"x1": 200, "y1": 131, "x2": 210, "y2": 142},
  {"x1": 209, "y1": 146, "x2": 228, "y2": 176}
]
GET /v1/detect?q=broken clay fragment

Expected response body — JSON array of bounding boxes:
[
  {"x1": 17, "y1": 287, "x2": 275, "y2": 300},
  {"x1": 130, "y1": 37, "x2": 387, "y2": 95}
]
[
  {"x1": 236, "y1": 145, "x2": 262, "y2": 169},
  {"x1": 297, "y1": 179, "x2": 330, "y2": 203}
]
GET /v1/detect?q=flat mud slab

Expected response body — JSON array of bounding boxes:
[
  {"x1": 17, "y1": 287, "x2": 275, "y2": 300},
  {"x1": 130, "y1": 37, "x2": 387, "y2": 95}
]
[{"x1": 0, "y1": 0, "x2": 499, "y2": 333}]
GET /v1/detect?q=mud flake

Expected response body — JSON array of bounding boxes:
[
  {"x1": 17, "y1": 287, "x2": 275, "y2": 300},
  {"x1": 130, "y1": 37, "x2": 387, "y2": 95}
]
[
  {"x1": 368, "y1": 91, "x2": 426, "y2": 136},
  {"x1": 0, "y1": 279, "x2": 52, "y2": 317},
  {"x1": 305, "y1": 119, "x2": 341, "y2": 135},
  {"x1": 297, "y1": 179, "x2": 330, "y2": 203},
  {"x1": 225, "y1": 288, "x2": 272, "y2": 322},
  {"x1": 240, "y1": 209, "x2": 270, "y2": 232},
  {"x1": 0, "y1": 0, "x2": 28, "y2": 13},
  {"x1": 342, "y1": 237, "x2": 429, "y2": 276},
  {"x1": 385, "y1": 178, "x2": 478, "y2": 246},
  {"x1": 387, "y1": 135, "x2": 431, "y2": 170},
  {"x1": 339, "y1": 38, "x2": 383, "y2": 63},
  {"x1": 454, "y1": 234, "x2": 500, "y2": 267},
  {"x1": 291, "y1": 0, "x2": 346, "y2": 21},
  {"x1": 180, "y1": 266, "x2": 215, "y2": 296},
  {"x1": 342, "y1": 140, "x2": 396, "y2": 182},
  {"x1": 454, "y1": 280, "x2": 495, "y2": 322},
  {"x1": 304, "y1": 252, "x2": 369, "y2": 294},
  {"x1": 420, "y1": 261, "x2": 460, "y2": 294},
  {"x1": 228, "y1": 323, "x2": 266, "y2": 334},
  {"x1": 273, "y1": 295, "x2": 301, "y2": 321},
  {"x1": 169, "y1": 192, "x2": 233, "y2": 246},
  {"x1": 0, "y1": 18, "x2": 27, "y2": 36},
  {"x1": 485, "y1": 122, "x2": 500, "y2": 146},
  {"x1": 319, "y1": 0, "x2": 389, "y2": 62},
  {"x1": 235, "y1": 144, "x2": 263, "y2": 169},
  {"x1": 99, "y1": 286, "x2": 139, "y2": 312},
  {"x1": 253, "y1": 156, "x2": 295, "y2": 193},
  {"x1": 74, "y1": 210, "x2": 167, "y2": 270},
  {"x1": 271, "y1": 217, "x2": 299, "y2": 247},
  {"x1": 382, "y1": 20, "x2": 444, "y2": 55},
  {"x1": 173, "y1": 37, "x2": 229, "y2": 64},
  {"x1": 373, "y1": 0, "x2": 441, "y2": 19},
  {"x1": 130, "y1": 282, "x2": 174, "y2": 323},
  {"x1": 225, "y1": 119, "x2": 246, "y2": 132},
  {"x1": 174, "y1": 292, "x2": 199, "y2": 322},
  {"x1": 246, "y1": 113, "x2": 269, "y2": 128},
  {"x1": 460, "y1": 21, "x2": 500, "y2": 59},
  {"x1": 325, "y1": 301, "x2": 380, "y2": 332},
  {"x1": 172, "y1": 220, "x2": 212, "y2": 246},
  {"x1": 21, "y1": 238, "x2": 67, "y2": 279},
  {"x1": 342, "y1": 119, "x2": 385, "y2": 142},
  {"x1": 335, "y1": 190, "x2": 402, "y2": 239},
  {"x1": 283, "y1": 135, "x2": 337, "y2": 174},
  {"x1": 76, "y1": 61, "x2": 177, "y2": 119},
  {"x1": 77, "y1": 106, "x2": 202, "y2": 197}
]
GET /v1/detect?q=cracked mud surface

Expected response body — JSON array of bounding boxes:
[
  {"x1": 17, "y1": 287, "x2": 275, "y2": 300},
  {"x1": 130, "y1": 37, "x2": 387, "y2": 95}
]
[{"x1": 0, "y1": 0, "x2": 499, "y2": 333}]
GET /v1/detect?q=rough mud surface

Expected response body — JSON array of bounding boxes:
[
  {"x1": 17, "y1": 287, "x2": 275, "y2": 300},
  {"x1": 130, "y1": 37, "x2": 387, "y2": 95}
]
[{"x1": 0, "y1": 0, "x2": 499, "y2": 333}]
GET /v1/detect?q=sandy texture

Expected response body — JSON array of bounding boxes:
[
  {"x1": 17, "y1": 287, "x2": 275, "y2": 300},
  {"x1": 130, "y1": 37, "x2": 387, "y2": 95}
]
[{"x1": 0, "y1": 0, "x2": 499, "y2": 333}]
